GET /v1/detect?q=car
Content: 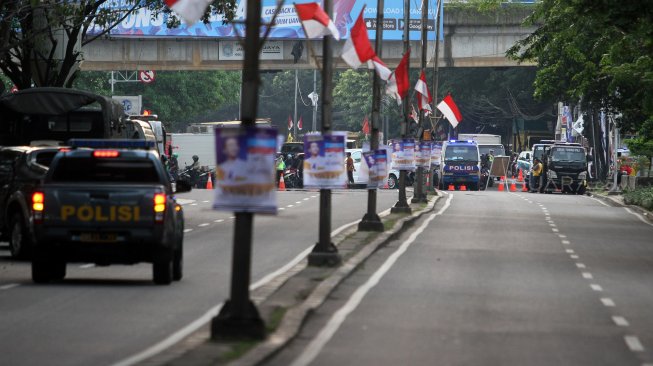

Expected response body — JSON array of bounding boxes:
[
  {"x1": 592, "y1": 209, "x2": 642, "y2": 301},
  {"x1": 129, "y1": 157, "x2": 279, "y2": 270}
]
[
  {"x1": 0, "y1": 146, "x2": 62, "y2": 258},
  {"x1": 515, "y1": 151, "x2": 532, "y2": 176},
  {"x1": 30, "y1": 139, "x2": 190, "y2": 284}
]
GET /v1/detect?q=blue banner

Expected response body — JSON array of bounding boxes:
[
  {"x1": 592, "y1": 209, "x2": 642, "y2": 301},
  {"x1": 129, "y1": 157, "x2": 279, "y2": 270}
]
[{"x1": 98, "y1": 0, "x2": 444, "y2": 41}]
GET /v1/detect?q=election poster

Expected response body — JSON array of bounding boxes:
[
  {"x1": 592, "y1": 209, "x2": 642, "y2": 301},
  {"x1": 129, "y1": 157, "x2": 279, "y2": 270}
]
[
  {"x1": 303, "y1": 133, "x2": 347, "y2": 188},
  {"x1": 390, "y1": 138, "x2": 416, "y2": 170},
  {"x1": 363, "y1": 149, "x2": 388, "y2": 188},
  {"x1": 431, "y1": 142, "x2": 443, "y2": 167},
  {"x1": 213, "y1": 126, "x2": 277, "y2": 213},
  {"x1": 415, "y1": 141, "x2": 432, "y2": 168}
]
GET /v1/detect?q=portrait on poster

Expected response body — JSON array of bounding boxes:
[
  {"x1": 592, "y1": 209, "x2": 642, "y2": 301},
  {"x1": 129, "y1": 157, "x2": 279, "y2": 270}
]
[
  {"x1": 390, "y1": 138, "x2": 416, "y2": 170},
  {"x1": 415, "y1": 141, "x2": 432, "y2": 168},
  {"x1": 303, "y1": 133, "x2": 346, "y2": 188}
]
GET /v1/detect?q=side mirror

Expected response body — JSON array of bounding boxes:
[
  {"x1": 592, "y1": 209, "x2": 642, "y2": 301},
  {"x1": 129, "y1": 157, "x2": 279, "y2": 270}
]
[{"x1": 175, "y1": 179, "x2": 192, "y2": 193}]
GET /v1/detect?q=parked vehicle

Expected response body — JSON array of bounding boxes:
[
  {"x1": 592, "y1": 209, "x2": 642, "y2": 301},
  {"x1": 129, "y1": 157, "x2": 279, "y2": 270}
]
[{"x1": 438, "y1": 140, "x2": 481, "y2": 190}]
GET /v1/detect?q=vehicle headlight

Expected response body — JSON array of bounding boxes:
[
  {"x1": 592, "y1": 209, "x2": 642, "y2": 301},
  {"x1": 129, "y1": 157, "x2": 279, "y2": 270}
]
[
  {"x1": 578, "y1": 171, "x2": 587, "y2": 180},
  {"x1": 548, "y1": 170, "x2": 558, "y2": 178}
]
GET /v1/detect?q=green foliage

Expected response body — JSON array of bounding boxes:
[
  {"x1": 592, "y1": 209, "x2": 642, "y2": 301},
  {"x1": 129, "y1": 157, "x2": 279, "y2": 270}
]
[
  {"x1": 626, "y1": 138, "x2": 653, "y2": 160},
  {"x1": 623, "y1": 186, "x2": 653, "y2": 211},
  {"x1": 333, "y1": 70, "x2": 374, "y2": 130}
]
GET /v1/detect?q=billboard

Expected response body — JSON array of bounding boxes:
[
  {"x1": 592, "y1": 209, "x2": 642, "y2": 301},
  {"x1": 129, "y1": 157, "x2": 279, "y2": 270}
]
[{"x1": 98, "y1": 0, "x2": 443, "y2": 41}]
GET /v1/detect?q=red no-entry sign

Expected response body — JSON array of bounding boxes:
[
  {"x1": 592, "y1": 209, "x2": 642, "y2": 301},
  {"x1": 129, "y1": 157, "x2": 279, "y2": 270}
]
[{"x1": 138, "y1": 70, "x2": 156, "y2": 84}]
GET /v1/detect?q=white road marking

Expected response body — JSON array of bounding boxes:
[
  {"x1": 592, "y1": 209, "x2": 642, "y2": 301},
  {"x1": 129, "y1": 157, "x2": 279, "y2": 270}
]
[
  {"x1": 202, "y1": 200, "x2": 210, "y2": 203},
  {"x1": 601, "y1": 298, "x2": 616, "y2": 307},
  {"x1": 229, "y1": 216, "x2": 235, "y2": 219},
  {"x1": 625, "y1": 336, "x2": 645, "y2": 352},
  {"x1": 190, "y1": 203, "x2": 198, "y2": 206},
  {"x1": 311, "y1": 195, "x2": 318, "y2": 198},
  {"x1": 587, "y1": 195, "x2": 610, "y2": 207},
  {"x1": 590, "y1": 284, "x2": 603, "y2": 292},
  {"x1": 183, "y1": 229, "x2": 193, "y2": 233},
  {"x1": 214, "y1": 219, "x2": 225, "y2": 223},
  {"x1": 570, "y1": 255, "x2": 579, "y2": 259},
  {"x1": 562, "y1": 240, "x2": 571, "y2": 245},
  {"x1": 289, "y1": 194, "x2": 454, "y2": 366},
  {"x1": 0, "y1": 283, "x2": 19, "y2": 290},
  {"x1": 295, "y1": 201, "x2": 302, "y2": 204},
  {"x1": 198, "y1": 223, "x2": 210, "y2": 227},
  {"x1": 582, "y1": 272, "x2": 593, "y2": 279},
  {"x1": 624, "y1": 207, "x2": 653, "y2": 228},
  {"x1": 552, "y1": 228, "x2": 559, "y2": 232},
  {"x1": 287, "y1": 205, "x2": 294, "y2": 208},
  {"x1": 559, "y1": 234, "x2": 567, "y2": 238},
  {"x1": 566, "y1": 249, "x2": 574, "y2": 253},
  {"x1": 303, "y1": 198, "x2": 310, "y2": 201},
  {"x1": 111, "y1": 210, "x2": 382, "y2": 366},
  {"x1": 613, "y1": 316, "x2": 629, "y2": 327},
  {"x1": 549, "y1": 223, "x2": 556, "y2": 227},
  {"x1": 79, "y1": 263, "x2": 95, "y2": 269},
  {"x1": 576, "y1": 263, "x2": 586, "y2": 268}
]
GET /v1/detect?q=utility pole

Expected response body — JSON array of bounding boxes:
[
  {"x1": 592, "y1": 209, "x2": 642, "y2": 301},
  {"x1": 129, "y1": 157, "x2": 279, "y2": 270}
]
[
  {"x1": 312, "y1": 70, "x2": 318, "y2": 131},
  {"x1": 391, "y1": 0, "x2": 412, "y2": 214},
  {"x1": 359, "y1": 0, "x2": 386, "y2": 231},
  {"x1": 308, "y1": 0, "x2": 341, "y2": 266},
  {"x1": 211, "y1": 0, "x2": 265, "y2": 339},
  {"x1": 294, "y1": 69, "x2": 298, "y2": 138},
  {"x1": 412, "y1": 0, "x2": 429, "y2": 203}
]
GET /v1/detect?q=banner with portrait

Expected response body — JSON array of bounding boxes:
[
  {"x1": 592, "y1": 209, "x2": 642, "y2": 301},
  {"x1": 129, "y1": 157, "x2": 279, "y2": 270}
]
[
  {"x1": 389, "y1": 138, "x2": 416, "y2": 171},
  {"x1": 363, "y1": 149, "x2": 388, "y2": 188},
  {"x1": 415, "y1": 141, "x2": 432, "y2": 168},
  {"x1": 213, "y1": 126, "x2": 277, "y2": 213},
  {"x1": 303, "y1": 133, "x2": 347, "y2": 188}
]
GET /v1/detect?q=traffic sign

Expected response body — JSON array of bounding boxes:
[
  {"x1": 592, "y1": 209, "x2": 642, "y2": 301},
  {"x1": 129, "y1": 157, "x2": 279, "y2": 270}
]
[{"x1": 138, "y1": 70, "x2": 156, "y2": 84}]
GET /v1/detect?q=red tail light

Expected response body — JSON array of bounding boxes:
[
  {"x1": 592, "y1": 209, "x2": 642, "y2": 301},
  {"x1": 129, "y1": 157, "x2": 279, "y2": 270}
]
[
  {"x1": 154, "y1": 193, "x2": 166, "y2": 223},
  {"x1": 93, "y1": 150, "x2": 120, "y2": 158},
  {"x1": 32, "y1": 192, "x2": 44, "y2": 223}
]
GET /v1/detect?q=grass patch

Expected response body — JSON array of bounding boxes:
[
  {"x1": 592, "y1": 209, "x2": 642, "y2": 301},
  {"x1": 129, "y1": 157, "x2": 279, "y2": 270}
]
[
  {"x1": 266, "y1": 306, "x2": 287, "y2": 333},
  {"x1": 221, "y1": 340, "x2": 258, "y2": 362},
  {"x1": 623, "y1": 186, "x2": 653, "y2": 210}
]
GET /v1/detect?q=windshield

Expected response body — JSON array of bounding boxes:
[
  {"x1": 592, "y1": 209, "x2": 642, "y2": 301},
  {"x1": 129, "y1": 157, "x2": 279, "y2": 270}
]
[
  {"x1": 445, "y1": 145, "x2": 478, "y2": 162},
  {"x1": 533, "y1": 146, "x2": 548, "y2": 161},
  {"x1": 478, "y1": 145, "x2": 505, "y2": 156},
  {"x1": 551, "y1": 147, "x2": 586, "y2": 162}
]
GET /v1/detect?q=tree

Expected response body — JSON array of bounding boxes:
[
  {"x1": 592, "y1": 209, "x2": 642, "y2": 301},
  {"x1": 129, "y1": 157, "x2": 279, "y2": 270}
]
[{"x1": 0, "y1": 0, "x2": 236, "y2": 89}]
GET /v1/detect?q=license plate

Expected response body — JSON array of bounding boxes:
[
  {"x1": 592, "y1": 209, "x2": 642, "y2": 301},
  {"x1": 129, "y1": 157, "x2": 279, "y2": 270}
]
[{"x1": 80, "y1": 233, "x2": 118, "y2": 243}]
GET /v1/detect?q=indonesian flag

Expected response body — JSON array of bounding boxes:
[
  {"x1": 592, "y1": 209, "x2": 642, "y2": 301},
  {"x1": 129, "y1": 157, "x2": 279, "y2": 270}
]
[
  {"x1": 437, "y1": 95, "x2": 463, "y2": 128},
  {"x1": 414, "y1": 70, "x2": 432, "y2": 115},
  {"x1": 362, "y1": 116, "x2": 370, "y2": 135},
  {"x1": 386, "y1": 49, "x2": 410, "y2": 105},
  {"x1": 164, "y1": 0, "x2": 210, "y2": 25},
  {"x1": 298, "y1": 116, "x2": 303, "y2": 130},
  {"x1": 294, "y1": 2, "x2": 340, "y2": 40},
  {"x1": 341, "y1": 9, "x2": 392, "y2": 80},
  {"x1": 288, "y1": 115, "x2": 294, "y2": 130}
]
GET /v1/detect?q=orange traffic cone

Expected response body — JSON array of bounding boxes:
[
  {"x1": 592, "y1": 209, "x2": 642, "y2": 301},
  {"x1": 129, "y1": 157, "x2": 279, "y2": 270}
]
[
  {"x1": 518, "y1": 169, "x2": 524, "y2": 182},
  {"x1": 448, "y1": 184, "x2": 455, "y2": 191},
  {"x1": 206, "y1": 174, "x2": 213, "y2": 190},
  {"x1": 498, "y1": 181, "x2": 505, "y2": 192},
  {"x1": 460, "y1": 185, "x2": 467, "y2": 191},
  {"x1": 522, "y1": 181, "x2": 528, "y2": 192},
  {"x1": 510, "y1": 181, "x2": 517, "y2": 192},
  {"x1": 278, "y1": 173, "x2": 286, "y2": 191}
]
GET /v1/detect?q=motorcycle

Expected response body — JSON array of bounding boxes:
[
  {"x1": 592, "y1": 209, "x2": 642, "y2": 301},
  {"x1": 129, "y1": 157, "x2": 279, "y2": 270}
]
[{"x1": 283, "y1": 167, "x2": 303, "y2": 188}]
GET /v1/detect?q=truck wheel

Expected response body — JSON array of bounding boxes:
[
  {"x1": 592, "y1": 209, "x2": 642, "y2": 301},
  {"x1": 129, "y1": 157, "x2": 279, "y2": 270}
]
[
  {"x1": 388, "y1": 174, "x2": 398, "y2": 189},
  {"x1": 32, "y1": 259, "x2": 53, "y2": 283},
  {"x1": 51, "y1": 262, "x2": 67, "y2": 281},
  {"x1": 153, "y1": 258, "x2": 173, "y2": 285},
  {"x1": 173, "y1": 241, "x2": 183, "y2": 281},
  {"x1": 9, "y1": 212, "x2": 32, "y2": 259}
]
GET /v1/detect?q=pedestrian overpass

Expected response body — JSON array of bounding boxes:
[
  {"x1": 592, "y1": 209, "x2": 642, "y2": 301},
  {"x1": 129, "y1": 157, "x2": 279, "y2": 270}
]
[{"x1": 80, "y1": 7, "x2": 536, "y2": 71}]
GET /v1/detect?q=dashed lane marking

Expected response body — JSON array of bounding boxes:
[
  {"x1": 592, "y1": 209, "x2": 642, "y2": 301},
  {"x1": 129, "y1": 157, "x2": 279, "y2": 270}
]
[
  {"x1": 202, "y1": 200, "x2": 210, "y2": 203},
  {"x1": 183, "y1": 229, "x2": 193, "y2": 233},
  {"x1": 229, "y1": 216, "x2": 235, "y2": 219},
  {"x1": 214, "y1": 219, "x2": 225, "y2": 223},
  {"x1": 0, "y1": 283, "x2": 19, "y2": 290},
  {"x1": 549, "y1": 223, "x2": 556, "y2": 227},
  {"x1": 562, "y1": 240, "x2": 571, "y2": 245},
  {"x1": 601, "y1": 298, "x2": 616, "y2": 307},
  {"x1": 552, "y1": 228, "x2": 559, "y2": 232},
  {"x1": 279, "y1": 207, "x2": 285, "y2": 211},
  {"x1": 190, "y1": 203, "x2": 198, "y2": 206},
  {"x1": 582, "y1": 272, "x2": 594, "y2": 279},
  {"x1": 287, "y1": 205, "x2": 294, "y2": 208},
  {"x1": 576, "y1": 263, "x2": 586, "y2": 268},
  {"x1": 570, "y1": 255, "x2": 579, "y2": 259},
  {"x1": 79, "y1": 263, "x2": 95, "y2": 269},
  {"x1": 625, "y1": 336, "x2": 645, "y2": 352},
  {"x1": 613, "y1": 316, "x2": 629, "y2": 327},
  {"x1": 566, "y1": 249, "x2": 574, "y2": 253},
  {"x1": 198, "y1": 223, "x2": 210, "y2": 227},
  {"x1": 295, "y1": 201, "x2": 302, "y2": 204},
  {"x1": 303, "y1": 198, "x2": 310, "y2": 201},
  {"x1": 590, "y1": 284, "x2": 603, "y2": 292},
  {"x1": 559, "y1": 234, "x2": 567, "y2": 238}
]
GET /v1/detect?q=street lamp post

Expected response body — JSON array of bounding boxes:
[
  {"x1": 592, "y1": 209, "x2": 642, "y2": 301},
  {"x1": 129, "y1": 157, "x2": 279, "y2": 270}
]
[{"x1": 412, "y1": 0, "x2": 429, "y2": 203}]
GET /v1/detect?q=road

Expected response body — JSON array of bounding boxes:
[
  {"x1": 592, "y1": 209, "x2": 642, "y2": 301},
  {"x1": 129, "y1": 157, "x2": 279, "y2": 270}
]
[
  {"x1": 0, "y1": 188, "x2": 399, "y2": 366},
  {"x1": 268, "y1": 190, "x2": 653, "y2": 366}
]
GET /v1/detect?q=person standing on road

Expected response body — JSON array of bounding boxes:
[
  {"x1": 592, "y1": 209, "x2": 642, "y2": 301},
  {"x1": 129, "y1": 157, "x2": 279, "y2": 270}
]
[
  {"x1": 531, "y1": 158, "x2": 543, "y2": 193},
  {"x1": 346, "y1": 152, "x2": 355, "y2": 185},
  {"x1": 275, "y1": 154, "x2": 285, "y2": 185}
]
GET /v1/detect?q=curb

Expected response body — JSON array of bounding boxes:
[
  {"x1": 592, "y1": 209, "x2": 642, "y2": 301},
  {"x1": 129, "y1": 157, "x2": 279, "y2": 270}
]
[
  {"x1": 229, "y1": 194, "x2": 441, "y2": 366},
  {"x1": 589, "y1": 192, "x2": 653, "y2": 222}
]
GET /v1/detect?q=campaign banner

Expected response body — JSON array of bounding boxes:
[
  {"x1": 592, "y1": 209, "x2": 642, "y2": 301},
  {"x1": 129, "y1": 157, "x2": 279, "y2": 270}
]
[
  {"x1": 431, "y1": 142, "x2": 442, "y2": 166},
  {"x1": 390, "y1": 138, "x2": 416, "y2": 170},
  {"x1": 213, "y1": 126, "x2": 277, "y2": 213},
  {"x1": 363, "y1": 149, "x2": 388, "y2": 188},
  {"x1": 303, "y1": 133, "x2": 347, "y2": 188},
  {"x1": 94, "y1": 0, "x2": 443, "y2": 41},
  {"x1": 415, "y1": 141, "x2": 432, "y2": 168}
]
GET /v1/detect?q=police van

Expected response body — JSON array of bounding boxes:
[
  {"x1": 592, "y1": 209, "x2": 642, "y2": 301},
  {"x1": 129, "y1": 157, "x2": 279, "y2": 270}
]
[
  {"x1": 30, "y1": 140, "x2": 190, "y2": 285},
  {"x1": 438, "y1": 140, "x2": 481, "y2": 190}
]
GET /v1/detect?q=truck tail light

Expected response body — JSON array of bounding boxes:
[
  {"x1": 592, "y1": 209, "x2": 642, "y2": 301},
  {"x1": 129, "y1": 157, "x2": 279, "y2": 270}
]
[
  {"x1": 93, "y1": 150, "x2": 120, "y2": 158},
  {"x1": 32, "y1": 192, "x2": 44, "y2": 223},
  {"x1": 154, "y1": 193, "x2": 166, "y2": 222}
]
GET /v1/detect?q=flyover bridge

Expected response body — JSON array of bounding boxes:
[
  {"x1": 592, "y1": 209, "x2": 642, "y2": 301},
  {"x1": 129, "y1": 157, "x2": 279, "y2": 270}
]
[{"x1": 80, "y1": 7, "x2": 535, "y2": 71}]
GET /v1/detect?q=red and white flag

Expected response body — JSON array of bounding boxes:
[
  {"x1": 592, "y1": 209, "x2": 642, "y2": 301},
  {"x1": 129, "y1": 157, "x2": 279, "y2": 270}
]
[
  {"x1": 437, "y1": 95, "x2": 463, "y2": 128},
  {"x1": 386, "y1": 49, "x2": 410, "y2": 104},
  {"x1": 362, "y1": 116, "x2": 370, "y2": 135},
  {"x1": 341, "y1": 9, "x2": 392, "y2": 80},
  {"x1": 414, "y1": 70, "x2": 432, "y2": 115},
  {"x1": 298, "y1": 116, "x2": 303, "y2": 130},
  {"x1": 288, "y1": 115, "x2": 294, "y2": 130},
  {"x1": 164, "y1": 0, "x2": 210, "y2": 25},
  {"x1": 294, "y1": 2, "x2": 340, "y2": 40}
]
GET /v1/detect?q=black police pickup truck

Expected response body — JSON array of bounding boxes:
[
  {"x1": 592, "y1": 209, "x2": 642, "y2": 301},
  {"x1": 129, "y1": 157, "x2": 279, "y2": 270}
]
[{"x1": 30, "y1": 140, "x2": 190, "y2": 284}]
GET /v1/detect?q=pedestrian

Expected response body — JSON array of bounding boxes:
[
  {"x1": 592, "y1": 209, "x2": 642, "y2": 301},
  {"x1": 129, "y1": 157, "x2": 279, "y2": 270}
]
[
  {"x1": 531, "y1": 158, "x2": 543, "y2": 193},
  {"x1": 346, "y1": 152, "x2": 355, "y2": 185},
  {"x1": 275, "y1": 154, "x2": 285, "y2": 184}
]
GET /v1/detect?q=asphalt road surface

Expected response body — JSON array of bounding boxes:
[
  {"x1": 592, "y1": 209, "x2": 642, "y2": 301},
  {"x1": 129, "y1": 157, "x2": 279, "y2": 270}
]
[
  {"x1": 268, "y1": 190, "x2": 653, "y2": 366},
  {"x1": 0, "y1": 188, "x2": 399, "y2": 366}
]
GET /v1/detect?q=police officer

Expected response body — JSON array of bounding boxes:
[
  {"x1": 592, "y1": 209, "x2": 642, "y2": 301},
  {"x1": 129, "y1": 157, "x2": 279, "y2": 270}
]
[{"x1": 531, "y1": 158, "x2": 543, "y2": 193}]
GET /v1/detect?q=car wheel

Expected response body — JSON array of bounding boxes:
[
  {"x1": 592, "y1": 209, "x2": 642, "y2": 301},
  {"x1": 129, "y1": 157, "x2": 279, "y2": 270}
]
[
  {"x1": 173, "y1": 241, "x2": 183, "y2": 281},
  {"x1": 9, "y1": 212, "x2": 32, "y2": 259},
  {"x1": 153, "y1": 256, "x2": 173, "y2": 285},
  {"x1": 388, "y1": 174, "x2": 398, "y2": 189},
  {"x1": 487, "y1": 178, "x2": 494, "y2": 188}
]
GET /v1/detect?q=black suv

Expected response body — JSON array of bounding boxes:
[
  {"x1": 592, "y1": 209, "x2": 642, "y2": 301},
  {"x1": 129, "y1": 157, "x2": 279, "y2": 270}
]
[{"x1": 0, "y1": 146, "x2": 60, "y2": 258}]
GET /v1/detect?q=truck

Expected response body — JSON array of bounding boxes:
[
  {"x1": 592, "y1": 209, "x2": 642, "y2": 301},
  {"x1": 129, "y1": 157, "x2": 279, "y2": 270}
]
[
  {"x1": 458, "y1": 134, "x2": 506, "y2": 157},
  {"x1": 542, "y1": 142, "x2": 588, "y2": 194},
  {"x1": 438, "y1": 140, "x2": 481, "y2": 190},
  {"x1": 30, "y1": 139, "x2": 191, "y2": 284}
]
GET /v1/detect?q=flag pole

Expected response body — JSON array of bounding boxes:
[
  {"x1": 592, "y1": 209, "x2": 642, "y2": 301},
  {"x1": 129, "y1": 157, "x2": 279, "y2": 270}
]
[
  {"x1": 308, "y1": 0, "x2": 341, "y2": 266},
  {"x1": 412, "y1": 0, "x2": 429, "y2": 203},
  {"x1": 392, "y1": 0, "x2": 412, "y2": 214},
  {"x1": 359, "y1": 0, "x2": 386, "y2": 231}
]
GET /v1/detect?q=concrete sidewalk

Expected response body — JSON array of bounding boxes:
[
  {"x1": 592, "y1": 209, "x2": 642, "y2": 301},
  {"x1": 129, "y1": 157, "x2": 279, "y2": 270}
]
[{"x1": 138, "y1": 193, "x2": 441, "y2": 366}]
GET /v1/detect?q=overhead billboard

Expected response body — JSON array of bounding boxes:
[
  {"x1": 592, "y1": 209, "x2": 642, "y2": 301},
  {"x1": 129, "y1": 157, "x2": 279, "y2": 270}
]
[{"x1": 97, "y1": 0, "x2": 444, "y2": 41}]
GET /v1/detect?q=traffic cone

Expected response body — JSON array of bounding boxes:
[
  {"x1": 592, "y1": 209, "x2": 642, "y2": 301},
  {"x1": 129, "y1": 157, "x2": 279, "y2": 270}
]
[
  {"x1": 498, "y1": 181, "x2": 505, "y2": 191},
  {"x1": 460, "y1": 185, "x2": 467, "y2": 191},
  {"x1": 522, "y1": 181, "x2": 528, "y2": 192},
  {"x1": 518, "y1": 169, "x2": 524, "y2": 182},
  {"x1": 510, "y1": 181, "x2": 517, "y2": 192},
  {"x1": 278, "y1": 173, "x2": 286, "y2": 191},
  {"x1": 206, "y1": 174, "x2": 213, "y2": 190},
  {"x1": 448, "y1": 184, "x2": 455, "y2": 191}
]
